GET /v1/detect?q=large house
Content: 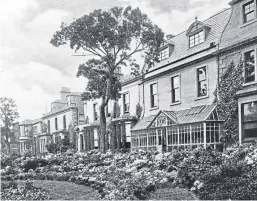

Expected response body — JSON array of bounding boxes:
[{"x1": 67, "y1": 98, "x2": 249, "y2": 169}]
[
  {"x1": 18, "y1": 87, "x2": 84, "y2": 154},
  {"x1": 18, "y1": 0, "x2": 257, "y2": 154},
  {"x1": 76, "y1": 0, "x2": 257, "y2": 152},
  {"x1": 218, "y1": 0, "x2": 257, "y2": 145}
]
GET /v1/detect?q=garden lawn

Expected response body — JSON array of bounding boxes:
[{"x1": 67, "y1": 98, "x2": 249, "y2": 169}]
[
  {"x1": 148, "y1": 183, "x2": 197, "y2": 200},
  {"x1": 3, "y1": 180, "x2": 101, "y2": 200}
]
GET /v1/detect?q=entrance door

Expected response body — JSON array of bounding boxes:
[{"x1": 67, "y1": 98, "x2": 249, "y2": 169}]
[{"x1": 157, "y1": 128, "x2": 166, "y2": 152}]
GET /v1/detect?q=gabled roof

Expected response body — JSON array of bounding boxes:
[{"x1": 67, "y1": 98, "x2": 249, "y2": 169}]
[
  {"x1": 132, "y1": 104, "x2": 219, "y2": 131},
  {"x1": 147, "y1": 8, "x2": 231, "y2": 73}
]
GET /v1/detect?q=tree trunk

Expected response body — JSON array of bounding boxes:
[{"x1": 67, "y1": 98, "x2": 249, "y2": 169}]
[
  {"x1": 99, "y1": 102, "x2": 106, "y2": 153},
  {"x1": 110, "y1": 123, "x2": 115, "y2": 152},
  {"x1": 105, "y1": 130, "x2": 109, "y2": 150},
  {"x1": 121, "y1": 122, "x2": 126, "y2": 149},
  {"x1": 116, "y1": 123, "x2": 121, "y2": 149}
]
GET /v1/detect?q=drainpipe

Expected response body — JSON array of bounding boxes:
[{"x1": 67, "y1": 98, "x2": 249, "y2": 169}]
[{"x1": 142, "y1": 75, "x2": 145, "y2": 118}]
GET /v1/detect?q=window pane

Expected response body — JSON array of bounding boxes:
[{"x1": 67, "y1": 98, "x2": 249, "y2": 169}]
[
  {"x1": 244, "y1": 50, "x2": 255, "y2": 83},
  {"x1": 243, "y1": 122, "x2": 257, "y2": 138},
  {"x1": 151, "y1": 83, "x2": 157, "y2": 94},
  {"x1": 173, "y1": 76, "x2": 180, "y2": 88},
  {"x1": 198, "y1": 67, "x2": 207, "y2": 81},
  {"x1": 244, "y1": 1, "x2": 255, "y2": 23},
  {"x1": 153, "y1": 95, "x2": 158, "y2": 107},
  {"x1": 198, "y1": 80, "x2": 208, "y2": 96},
  {"x1": 243, "y1": 101, "x2": 257, "y2": 122},
  {"x1": 246, "y1": 12, "x2": 255, "y2": 22},
  {"x1": 173, "y1": 88, "x2": 180, "y2": 102}
]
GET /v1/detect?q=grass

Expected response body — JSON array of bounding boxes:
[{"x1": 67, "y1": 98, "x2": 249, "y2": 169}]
[
  {"x1": 2, "y1": 180, "x2": 196, "y2": 200},
  {"x1": 2, "y1": 180, "x2": 101, "y2": 200},
  {"x1": 148, "y1": 183, "x2": 198, "y2": 200}
]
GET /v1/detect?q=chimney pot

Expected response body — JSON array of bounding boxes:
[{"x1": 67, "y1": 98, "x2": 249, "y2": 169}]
[{"x1": 166, "y1": 34, "x2": 175, "y2": 40}]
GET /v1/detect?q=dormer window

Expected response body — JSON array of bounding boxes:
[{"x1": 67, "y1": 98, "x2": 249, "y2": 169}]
[
  {"x1": 159, "y1": 47, "x2": 169, "y2": 60},
  {"x1": 189, "y1": 30, "x2": 205, "y2": 48},
  {"x1": 243, "y1": 0, "x2": 255, "y2": 23},
  {"x1": 186, "y1": 18, "x2": 211, "y2": 48}
]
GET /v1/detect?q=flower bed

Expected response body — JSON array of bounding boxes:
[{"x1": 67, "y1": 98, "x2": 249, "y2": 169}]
[
  {"x1": 1, "y1": 180, "x2": 50, "y2": 200},
  {"x1": 1, "y1": 144, "x2": 257, "y2": 200}
]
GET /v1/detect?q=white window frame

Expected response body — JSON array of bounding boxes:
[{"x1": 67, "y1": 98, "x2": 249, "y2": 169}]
[
  {"x1": 196, "y1": 66, "x2": 209, "y2": 99},
  {"x1": 170, "y1": 74, "x2": 181, "y2": 105},
  {"x1": 243, "y1": 0, "x2": 256, "y2": 23},
  {"x1": 159, "y1": 47, "x2": 169, "y2": 61},
  {"x1": 123, "y1": 92, "x2": 130, "y2": 114},
  {"x1": 243, "y1": 47, "x2": 257, "y2": 85},
  {"x1": 189, "y1": 30, "x2": 205, "y2": 48},
  {"x1": 150, "y1": 82, "x2": 158, "y2": 109}
]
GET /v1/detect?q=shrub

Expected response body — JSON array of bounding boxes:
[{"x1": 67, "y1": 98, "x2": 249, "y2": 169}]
[
  {"x1": 1, "y1": 180, "x2": 50, "y2": 200},
  {"x1": 46, "y1": 139, "x2": 74, "y2": 153},
  {"x1": 23, "y1": 158, "x2": 48, "y2": 172},
  {"x1": 198, "y1": 161, "x2": 257, "y2": 200}
]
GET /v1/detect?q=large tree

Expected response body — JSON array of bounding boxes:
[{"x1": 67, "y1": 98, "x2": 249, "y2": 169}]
[
  {"x1": 0, "y1": 97, "x2": 19, "y2": 154},
  {"x1": 51, "y1": 6, "x2": 164, "y2": 153}
]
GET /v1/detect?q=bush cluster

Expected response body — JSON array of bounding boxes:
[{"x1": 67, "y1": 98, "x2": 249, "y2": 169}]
[
  {"x1": 1, "y1": 180, "x2": 50, "y2": 200},
  {"x1": 1, "y1": 143, "x2": 257, "y2": 200}
]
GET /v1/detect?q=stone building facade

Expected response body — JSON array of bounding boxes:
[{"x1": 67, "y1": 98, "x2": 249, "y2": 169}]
[
  {"x1": 77, "y1": 0, "x2": 257, "y2": 152},
  {"x1": 18, "y1": 87, "x2": 84, "y2": 154},
  {"x1": 218, "y1": 0, "x2": 257, "y2": 145}
]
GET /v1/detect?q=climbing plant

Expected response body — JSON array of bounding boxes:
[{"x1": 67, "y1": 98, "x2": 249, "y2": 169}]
[{"x1": 214, "y1": 59, "x2": 244, "y2": 147}]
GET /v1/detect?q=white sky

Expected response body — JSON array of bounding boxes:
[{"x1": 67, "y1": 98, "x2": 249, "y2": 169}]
[{"x1": 0, "y1": 0, "x2": 230, "y2": 123}]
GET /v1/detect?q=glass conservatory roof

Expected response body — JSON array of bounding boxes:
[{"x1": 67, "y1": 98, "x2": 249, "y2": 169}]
[{"x1": 132, "y1": 104, "x2": 220, "y2": 131}]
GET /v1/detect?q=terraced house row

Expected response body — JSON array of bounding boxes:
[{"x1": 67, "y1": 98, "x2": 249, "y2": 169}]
[{"x1": 19, "y1": 0, "x2": 257, "y2": 154}]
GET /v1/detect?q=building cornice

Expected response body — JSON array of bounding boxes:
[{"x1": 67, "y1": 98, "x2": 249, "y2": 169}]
[
  {"x1": 144, "y1": 45, "x2": 217, "y2": 79},
  {"x1": 121, "y1": 75, "x2": 143, "y2": 86},
  {"x1": 218, "y1": 36, "x2": 257, "y2": 56},
  {"x1": 143, "y1": 52, "x2": 215, "y2": 82},
  {"x1": 236, "y1": 83, "x2": 257, "y2": 97},
  {"x1": 42, "y1": 106, "x2": 78, "y2": 119},
  {"x1": 229, "y1": 0, "x2": 243, "y2": 5}
]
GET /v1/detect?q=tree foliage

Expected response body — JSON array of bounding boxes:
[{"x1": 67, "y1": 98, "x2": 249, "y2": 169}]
[
  {"x1": 0, "y1": 97, "x2": 19, "y2": 153},
  {"x1": 50, "y1": 6, "x2": 164, "y2": 152},
  {"x1": 214, "y1": 60, "x2": 244, "y2": 146}
]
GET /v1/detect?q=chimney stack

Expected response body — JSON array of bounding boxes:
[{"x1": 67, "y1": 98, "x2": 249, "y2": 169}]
[{"x1": 166, "y1": 34, "x2": 175, "y2": 40}]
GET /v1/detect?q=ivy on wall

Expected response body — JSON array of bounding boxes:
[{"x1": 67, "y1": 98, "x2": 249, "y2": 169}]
[{"x1": 214, "y1": 59, "x2": 244, "y2": 146}]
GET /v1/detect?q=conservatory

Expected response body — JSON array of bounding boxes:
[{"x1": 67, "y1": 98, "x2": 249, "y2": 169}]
[{"x1": 131, "y1": 104, "x2": 224, "y2": 152}]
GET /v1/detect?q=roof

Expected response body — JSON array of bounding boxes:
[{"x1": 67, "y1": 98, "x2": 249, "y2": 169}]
[
  {"x1": 67, "y1": 92, "x2": 81, "y2": 96},
  {"x1": 43, "y1": 105, "x2": 76, "y2": 118},
  {"x1": 147, "y1": 8, "x2": 232, "y2": 73},
  {"x1": 131, "y1": 115, "x2": 155, "y2": 131},
  {"x1": 20, "y1": 118, "x2": 42, "y2": 126},
  {"x1": 132, "y1": 104, "x2": 218, "y2": 131}
]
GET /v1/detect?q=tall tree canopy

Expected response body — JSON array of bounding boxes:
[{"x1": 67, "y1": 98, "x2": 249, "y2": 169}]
[
  {"x1": 0, "y1": 97, "x2": 19, "y2": 154},
  {"x1": 50, "y1": 6, "x2": 164, "y2": 153}
]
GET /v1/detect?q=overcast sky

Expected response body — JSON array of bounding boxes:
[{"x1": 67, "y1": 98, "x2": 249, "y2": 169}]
[{"x1": 0, "y1": 0, "x2": 230, "y2": 123}]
